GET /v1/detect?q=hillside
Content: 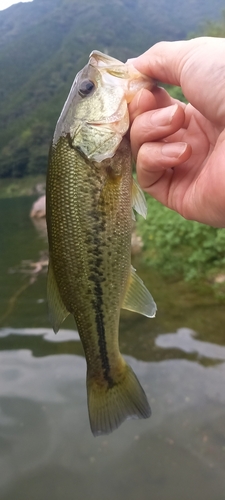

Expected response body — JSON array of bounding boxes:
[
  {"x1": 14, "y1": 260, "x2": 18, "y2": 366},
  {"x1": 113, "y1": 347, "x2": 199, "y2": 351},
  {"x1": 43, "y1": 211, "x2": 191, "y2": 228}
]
[{"x1": 0, "y1": 0, "x2": 224, "y2": 177}]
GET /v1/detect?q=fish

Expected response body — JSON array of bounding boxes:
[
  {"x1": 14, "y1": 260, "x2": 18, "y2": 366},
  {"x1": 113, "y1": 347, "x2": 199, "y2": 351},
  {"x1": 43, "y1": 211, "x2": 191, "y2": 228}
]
[{"x1": 46, "y1": 50, "x2": 156, "y2": 436}]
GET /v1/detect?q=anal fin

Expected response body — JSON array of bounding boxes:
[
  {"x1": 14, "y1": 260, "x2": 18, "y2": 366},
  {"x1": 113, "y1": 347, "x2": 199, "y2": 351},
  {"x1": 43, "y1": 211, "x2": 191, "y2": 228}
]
[
  {"x1": 47, "y1": 259, "x2": 70, "y2": 333},
  {"x1": 122, "y1": 266, "x2": 157, "y2": 318}
]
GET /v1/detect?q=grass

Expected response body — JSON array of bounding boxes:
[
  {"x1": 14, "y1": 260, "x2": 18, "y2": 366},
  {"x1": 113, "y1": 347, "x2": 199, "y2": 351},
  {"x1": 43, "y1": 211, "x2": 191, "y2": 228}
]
[{"x1": 0, "y1": 175, "x2": 46, "y2": 198}]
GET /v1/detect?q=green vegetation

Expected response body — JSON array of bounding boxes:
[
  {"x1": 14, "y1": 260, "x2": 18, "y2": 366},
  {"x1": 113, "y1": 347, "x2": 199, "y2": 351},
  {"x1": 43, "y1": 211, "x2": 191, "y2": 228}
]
[
  {"x1": 0, "y1": 175, "x2": 46, "y2": 198},
  {"x1": 137, "y1": 197, "x2": 225, "y2": 291},
  {"x1": 166, "y1": 85, "x2": 187, "y2": 103},
  {"x1": 164, "y1": 11, "x2": 225, "y2": 103},
  {"x1": 1, "y1": 0, "x2": 225, "y2": 286},
  {"x1": 191, "y1": 9, "x2": 225, "y2": 37},
  {"x1": 0, "y1": 0, "x2": 224, "y2": 178}
]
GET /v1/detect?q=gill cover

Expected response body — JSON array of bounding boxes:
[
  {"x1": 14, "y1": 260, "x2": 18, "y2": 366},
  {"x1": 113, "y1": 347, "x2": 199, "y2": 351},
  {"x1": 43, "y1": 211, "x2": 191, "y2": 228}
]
[{"x1": 53, "y1": 50, "x2": 153, "y2": 162}]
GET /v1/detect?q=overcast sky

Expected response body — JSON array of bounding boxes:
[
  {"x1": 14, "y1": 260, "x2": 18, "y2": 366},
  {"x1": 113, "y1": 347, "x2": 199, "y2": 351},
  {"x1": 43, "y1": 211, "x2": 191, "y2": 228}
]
[{"x1": 0, "y1": 0, "x2": 33, "y2": 11}]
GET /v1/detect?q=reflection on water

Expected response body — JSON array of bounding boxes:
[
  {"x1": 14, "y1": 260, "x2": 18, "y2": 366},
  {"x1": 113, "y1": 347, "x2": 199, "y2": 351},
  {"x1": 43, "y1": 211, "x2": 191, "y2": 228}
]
[
  {"x1": 1, "y1": 196, "x2": 225, "y2": 500},
  {"x1": 0, "y1": 328, "x2": 225, "y2": 500},
  {"x1": 156, "y1": 328, "x2": 225, "y2": 361}
]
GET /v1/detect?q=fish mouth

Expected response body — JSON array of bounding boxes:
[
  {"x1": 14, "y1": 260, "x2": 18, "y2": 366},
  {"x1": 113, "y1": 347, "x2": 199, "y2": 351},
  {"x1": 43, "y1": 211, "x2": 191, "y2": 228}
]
[{"x1": 89, "y1": 50, "x2": 124, "y2": 68}]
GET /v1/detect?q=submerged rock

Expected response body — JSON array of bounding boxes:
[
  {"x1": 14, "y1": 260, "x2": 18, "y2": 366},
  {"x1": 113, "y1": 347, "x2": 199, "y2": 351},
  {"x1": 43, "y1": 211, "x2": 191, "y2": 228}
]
[{"x1": 30, "y1": 195, "x2": 46, "y2": 218}]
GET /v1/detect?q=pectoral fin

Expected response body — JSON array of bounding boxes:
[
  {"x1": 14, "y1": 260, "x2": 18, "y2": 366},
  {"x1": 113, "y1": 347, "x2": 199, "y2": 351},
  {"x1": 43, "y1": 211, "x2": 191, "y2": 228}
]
[
  {"x1": 122, "y1": 266, "x2": 156, "y2": 318},
  {"x1": 47, "y1": 259, "x2": 70, "y2": 333},
  {"x1": 132, "y1": 178, "x2": 147, "y2": 219}
]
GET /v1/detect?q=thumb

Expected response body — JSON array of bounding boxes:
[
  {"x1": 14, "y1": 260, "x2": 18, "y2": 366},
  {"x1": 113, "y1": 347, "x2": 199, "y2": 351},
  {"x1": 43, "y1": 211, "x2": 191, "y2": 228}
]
[
  {"x1": 131, "y1": 37, "x2": 225, "y2": 125},
  {"x1": 130, "y1": 39, "x2": 192, "y2": 86}
]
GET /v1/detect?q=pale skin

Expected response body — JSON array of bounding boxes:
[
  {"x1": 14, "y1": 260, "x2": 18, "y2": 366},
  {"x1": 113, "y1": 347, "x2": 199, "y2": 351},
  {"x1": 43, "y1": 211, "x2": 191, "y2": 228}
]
[{"x1": 129, "y1": 37, "x2": 225, "y2": 228}]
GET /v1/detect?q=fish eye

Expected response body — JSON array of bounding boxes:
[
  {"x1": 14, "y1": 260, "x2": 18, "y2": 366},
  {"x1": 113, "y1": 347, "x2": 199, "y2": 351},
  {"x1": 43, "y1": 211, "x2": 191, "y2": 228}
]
[{"x1": 78, "y1": 79, "x2": 95, "y2": 97}]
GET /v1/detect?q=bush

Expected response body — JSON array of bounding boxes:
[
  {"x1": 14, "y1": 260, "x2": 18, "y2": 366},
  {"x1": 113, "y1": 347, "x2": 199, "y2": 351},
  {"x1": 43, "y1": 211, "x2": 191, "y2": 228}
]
[{"x1": 136, "y1": 196, "x2": 225, "y2": 281}]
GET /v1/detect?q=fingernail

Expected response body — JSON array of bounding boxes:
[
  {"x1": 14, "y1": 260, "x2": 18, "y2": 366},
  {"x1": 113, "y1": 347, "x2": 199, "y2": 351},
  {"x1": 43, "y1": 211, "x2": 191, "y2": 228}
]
[
  {"x1": 161, "y1": 142, "x2": 188, "y2": 158},
  {"x1": 150, "y1": 104, "x2": 178, "y2": 126},
  {"x1": 126, "y1": 58, "x2": 137, "y2": 64}
]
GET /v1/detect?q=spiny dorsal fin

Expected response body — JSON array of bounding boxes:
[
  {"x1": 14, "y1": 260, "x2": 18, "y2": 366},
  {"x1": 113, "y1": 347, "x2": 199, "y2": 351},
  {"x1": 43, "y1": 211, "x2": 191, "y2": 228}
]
[
  {"x1": 132, "y1": 178, "x2": 147, "y2": 219},
  {"x1": 122, "y1": 266, "x2": 156, "y2": 318},
  {"x1": 47, "y1": 259, "x2": 70, "y2": 333}
]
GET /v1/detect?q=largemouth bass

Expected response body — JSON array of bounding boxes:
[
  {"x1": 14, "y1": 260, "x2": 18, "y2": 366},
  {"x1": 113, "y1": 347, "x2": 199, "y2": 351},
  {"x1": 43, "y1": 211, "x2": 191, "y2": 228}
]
[{"x1": 46, "y1": 50, "x2": 156, "y2": 436}]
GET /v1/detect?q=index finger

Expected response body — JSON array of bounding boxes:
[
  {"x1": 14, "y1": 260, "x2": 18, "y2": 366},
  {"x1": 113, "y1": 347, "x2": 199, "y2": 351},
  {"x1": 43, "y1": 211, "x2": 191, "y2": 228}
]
[{"x1": 129, "y1": 86, "x2": 175, "y2": 124}]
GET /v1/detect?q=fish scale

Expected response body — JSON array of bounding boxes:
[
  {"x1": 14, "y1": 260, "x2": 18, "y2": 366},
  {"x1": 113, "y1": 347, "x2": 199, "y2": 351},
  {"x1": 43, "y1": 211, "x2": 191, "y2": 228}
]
[{"x1": 47, "y1": 135, "x2": 132, "y2": 371}]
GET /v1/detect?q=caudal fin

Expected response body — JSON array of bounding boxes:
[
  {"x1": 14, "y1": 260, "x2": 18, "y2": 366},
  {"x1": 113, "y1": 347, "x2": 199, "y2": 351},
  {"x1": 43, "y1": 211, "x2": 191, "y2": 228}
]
[{"x1": 87, "y1": 361, "x2": 151, "y2": 436}]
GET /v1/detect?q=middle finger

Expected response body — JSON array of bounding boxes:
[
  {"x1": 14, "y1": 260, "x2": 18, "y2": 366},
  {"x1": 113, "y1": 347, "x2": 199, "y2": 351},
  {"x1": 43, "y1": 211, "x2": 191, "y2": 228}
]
[{"x1": 130, "y1": 103, "x2": 186, "y2": 160}]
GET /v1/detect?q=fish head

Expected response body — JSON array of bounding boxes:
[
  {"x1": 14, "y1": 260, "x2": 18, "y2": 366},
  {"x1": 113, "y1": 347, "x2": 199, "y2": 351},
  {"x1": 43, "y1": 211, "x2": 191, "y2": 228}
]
[{"x1": 53, "y1": 51, "x2": 153, "y2": 162}]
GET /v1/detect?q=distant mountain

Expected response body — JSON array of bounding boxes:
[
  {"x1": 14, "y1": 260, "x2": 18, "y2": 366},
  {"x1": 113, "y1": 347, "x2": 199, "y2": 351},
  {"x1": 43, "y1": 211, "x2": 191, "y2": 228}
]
[{"x1": 0, "y1": 0, "x2": 224, "y2": 177}]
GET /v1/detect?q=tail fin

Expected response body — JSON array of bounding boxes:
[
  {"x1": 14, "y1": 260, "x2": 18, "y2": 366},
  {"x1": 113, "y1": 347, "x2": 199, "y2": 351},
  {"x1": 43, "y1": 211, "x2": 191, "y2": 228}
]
[{"x1": 87, "y1": 361, "x2": 151, "y2": 436}]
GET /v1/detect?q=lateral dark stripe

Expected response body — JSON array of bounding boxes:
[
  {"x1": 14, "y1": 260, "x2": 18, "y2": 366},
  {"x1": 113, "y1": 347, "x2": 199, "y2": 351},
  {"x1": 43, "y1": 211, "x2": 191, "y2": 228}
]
[
  {"x1": 90, "y1": 274, "x2": 114, "y2": 387},
  {"x1": 87, "y1": 198, "x2": 114, "y2": 387}
]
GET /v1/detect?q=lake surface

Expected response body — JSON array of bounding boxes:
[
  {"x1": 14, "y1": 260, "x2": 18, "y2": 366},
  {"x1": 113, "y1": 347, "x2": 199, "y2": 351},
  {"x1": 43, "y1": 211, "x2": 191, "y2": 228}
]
[{"x1": 1, "y1": 196, "x2": 225, "y2": 500}]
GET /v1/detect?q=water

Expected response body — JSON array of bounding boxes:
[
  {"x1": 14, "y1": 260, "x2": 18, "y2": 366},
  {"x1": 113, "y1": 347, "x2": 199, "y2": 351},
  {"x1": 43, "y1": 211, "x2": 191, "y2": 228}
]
[{"x1": 1, "y1": 196, "x2": 225, "y2": 500}]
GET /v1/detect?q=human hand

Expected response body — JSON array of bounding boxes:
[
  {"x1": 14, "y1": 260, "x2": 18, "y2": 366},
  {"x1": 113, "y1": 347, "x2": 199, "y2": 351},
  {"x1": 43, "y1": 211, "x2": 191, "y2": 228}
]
[{"x1": 129, "y1": 37, "x2": 225, "y2": 227}]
